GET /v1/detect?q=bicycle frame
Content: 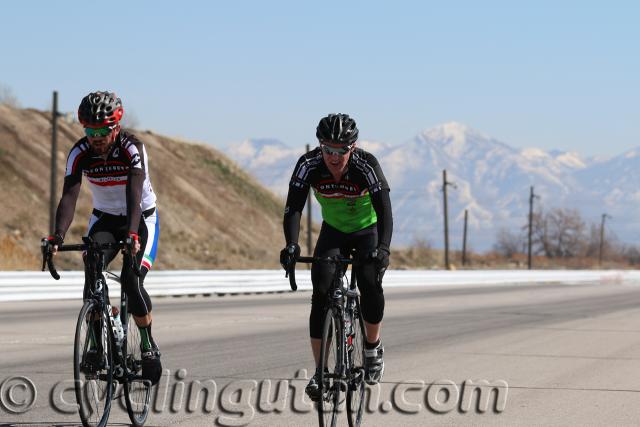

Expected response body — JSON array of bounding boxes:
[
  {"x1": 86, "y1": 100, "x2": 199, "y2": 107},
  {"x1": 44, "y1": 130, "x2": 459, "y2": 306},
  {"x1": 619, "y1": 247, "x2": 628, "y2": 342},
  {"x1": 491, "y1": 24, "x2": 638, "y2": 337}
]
[
  {"x1": 42, "y1": 235, "x2": 151, "y2": 426},
  {"x1": 288, "y1": 253, "x2": 360, "y2": 358},
  {"x1": 42, "y1": 236, "x2": 143, "y2": 382},
  {"x1": 287, "y1": 253, "x2": 366, "y2": 427},
  {"x1": 323, "y1": 256, "x2": 357, "y2": 380}
]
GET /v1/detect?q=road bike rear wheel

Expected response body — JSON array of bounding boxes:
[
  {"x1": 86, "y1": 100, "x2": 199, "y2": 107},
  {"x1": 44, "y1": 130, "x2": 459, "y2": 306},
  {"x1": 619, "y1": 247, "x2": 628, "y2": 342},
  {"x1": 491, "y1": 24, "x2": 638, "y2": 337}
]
[
  {"x1": 318, "y1": 309, "x2": 343, "y2": 427},
  {"x1": 124, "y1": 314, "x2": 152, "y2": 427},
  {"x1": 346, "y1": 301, "x2": 366, "y2": 427},
  {"x1": 74, "y1": 300, "x2": 113, "y2": 427}
]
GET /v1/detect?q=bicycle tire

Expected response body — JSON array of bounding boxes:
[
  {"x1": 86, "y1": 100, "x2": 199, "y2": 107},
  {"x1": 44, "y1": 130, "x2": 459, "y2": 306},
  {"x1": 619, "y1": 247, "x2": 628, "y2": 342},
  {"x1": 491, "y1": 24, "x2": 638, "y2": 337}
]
[
  {"x1": 318, "y1": 309, "x2": 343, "y2": 427},
  {"x1": 73, "y1": 300, "x2": 113, "y2": 427},
  {"x1": 124, "y1": 314, "x2": 152, "y2": 426},
  {"x1": 346, "y1": 300, "x2": 366, "y2": 427}
]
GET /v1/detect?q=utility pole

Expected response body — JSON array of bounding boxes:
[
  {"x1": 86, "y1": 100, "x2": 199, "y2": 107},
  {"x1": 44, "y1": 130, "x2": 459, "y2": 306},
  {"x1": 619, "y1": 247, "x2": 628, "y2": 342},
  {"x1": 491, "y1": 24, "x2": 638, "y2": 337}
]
[
  {"x1": 527, "y1": 186, "x2": 539, "y2": 270},
  {"x1": 49, "y1": 91, "x2": 59, "y2": 234},
  {"x1": 462, "y1": 209, "x2": 468, "y2": 266},
  {"x1": 442, "y1": 170, "x2": 456, "y2": 270},
  {"x1": 306, "y1": 144, "x2": 312, "y2": 256},
  {"x1": 599, "y1": 213, "x2": 611, "y2": 267}
]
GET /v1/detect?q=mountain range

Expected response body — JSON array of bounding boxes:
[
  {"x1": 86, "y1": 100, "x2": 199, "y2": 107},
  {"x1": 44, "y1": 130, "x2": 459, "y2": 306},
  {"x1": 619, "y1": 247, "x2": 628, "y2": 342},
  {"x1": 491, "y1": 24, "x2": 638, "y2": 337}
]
[{"x1": 226, "y1": 123, "x2": 640, "y2": 250}]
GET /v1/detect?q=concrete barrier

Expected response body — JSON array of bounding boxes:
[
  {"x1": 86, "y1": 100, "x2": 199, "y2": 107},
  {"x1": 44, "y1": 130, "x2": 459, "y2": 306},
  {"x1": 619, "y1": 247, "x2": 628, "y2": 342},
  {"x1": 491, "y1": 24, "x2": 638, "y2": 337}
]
[{"x1": 1, "y1": 269, "x2": 639, "y2": 302}]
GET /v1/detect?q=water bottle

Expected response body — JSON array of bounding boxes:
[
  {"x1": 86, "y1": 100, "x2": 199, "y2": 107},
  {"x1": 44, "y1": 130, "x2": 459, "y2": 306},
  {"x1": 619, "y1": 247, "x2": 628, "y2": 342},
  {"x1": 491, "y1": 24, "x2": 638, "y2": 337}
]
[
  {"x1": 345, "y1": 315, "x2": 354, "y2": 355},
  {"x1": 113, "y1": 310, "x2": 124, "y2": 342},
  {"x1": 345, "y1": 315, "x2": 353, "y2": 337}
]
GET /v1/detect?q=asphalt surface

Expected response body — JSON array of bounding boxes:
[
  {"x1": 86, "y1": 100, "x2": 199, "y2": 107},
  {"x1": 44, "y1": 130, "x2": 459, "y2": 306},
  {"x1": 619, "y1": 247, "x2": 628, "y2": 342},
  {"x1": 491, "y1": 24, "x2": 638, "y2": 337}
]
[{"x1": 2, "y1": 280, "x2": 640, "y2": 426}]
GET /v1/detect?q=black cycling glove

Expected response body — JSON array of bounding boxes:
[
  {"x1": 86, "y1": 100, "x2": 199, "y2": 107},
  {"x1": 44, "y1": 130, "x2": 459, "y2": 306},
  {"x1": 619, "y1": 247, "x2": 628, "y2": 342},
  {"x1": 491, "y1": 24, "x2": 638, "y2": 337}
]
[{"x1": 280, "y1": 243, "x2": 301, "y2": 271}]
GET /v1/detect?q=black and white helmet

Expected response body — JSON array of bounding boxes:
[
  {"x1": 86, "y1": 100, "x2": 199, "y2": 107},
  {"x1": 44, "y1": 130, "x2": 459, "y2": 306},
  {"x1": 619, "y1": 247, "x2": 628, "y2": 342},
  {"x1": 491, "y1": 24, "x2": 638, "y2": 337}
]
[
  {"x1": 78, "y1": 91, "x2": 124, "y2": 127},
  {"x1": 316, "y1": 113, "x2": 359, "y2": 145}
]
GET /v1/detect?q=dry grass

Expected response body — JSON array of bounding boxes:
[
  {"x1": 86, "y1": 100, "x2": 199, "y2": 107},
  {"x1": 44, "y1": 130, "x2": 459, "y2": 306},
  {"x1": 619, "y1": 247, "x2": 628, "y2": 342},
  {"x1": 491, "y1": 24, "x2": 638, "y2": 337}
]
[
  {"x1": 393, "y1": 243, "x2": 441, "y2": 269},
  {"x1": 0, "y1": 234, "x2": 39, "y2": 270},
  {"x1": 391, "y1": 246, "x2": 639, "y2": 270}
]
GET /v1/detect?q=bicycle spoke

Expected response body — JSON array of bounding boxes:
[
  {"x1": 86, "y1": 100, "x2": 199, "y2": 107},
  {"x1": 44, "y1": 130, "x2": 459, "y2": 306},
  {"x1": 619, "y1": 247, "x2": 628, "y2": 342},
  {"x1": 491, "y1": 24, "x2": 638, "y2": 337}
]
[
  {"x1": 347, "y1": 303, "x2": 366, "y2": 427},
  {"x1": 319, "y1": 311, "x2": 343, "y2": 427},
  {"x1": 74, "y1": 301, "x2": 113, "y2": 427},
  {"x1": 124, "y1": 313, "x2": 152, "y2": 426}
]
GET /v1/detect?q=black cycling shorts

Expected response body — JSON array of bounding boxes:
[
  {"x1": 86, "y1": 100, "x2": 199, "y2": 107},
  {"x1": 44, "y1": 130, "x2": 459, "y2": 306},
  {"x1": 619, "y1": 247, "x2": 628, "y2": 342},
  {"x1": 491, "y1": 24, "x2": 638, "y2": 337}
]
[{"x1": 309, "y1": 222, "x2": 385, "y2": 339}]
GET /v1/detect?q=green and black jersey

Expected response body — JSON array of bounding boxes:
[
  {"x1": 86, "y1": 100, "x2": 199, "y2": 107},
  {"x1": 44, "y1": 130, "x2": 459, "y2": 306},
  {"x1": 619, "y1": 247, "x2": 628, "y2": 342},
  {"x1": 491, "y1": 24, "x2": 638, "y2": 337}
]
[{"x1": 284, "y1": 147, "x2": 393, "y2": 251}]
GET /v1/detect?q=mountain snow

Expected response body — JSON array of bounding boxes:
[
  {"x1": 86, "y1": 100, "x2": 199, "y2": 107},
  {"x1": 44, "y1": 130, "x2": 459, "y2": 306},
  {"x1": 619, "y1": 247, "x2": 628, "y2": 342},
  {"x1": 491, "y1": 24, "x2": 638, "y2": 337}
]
[{"x1": 226, "y1": 124, "x2": 639, "y2": 250}]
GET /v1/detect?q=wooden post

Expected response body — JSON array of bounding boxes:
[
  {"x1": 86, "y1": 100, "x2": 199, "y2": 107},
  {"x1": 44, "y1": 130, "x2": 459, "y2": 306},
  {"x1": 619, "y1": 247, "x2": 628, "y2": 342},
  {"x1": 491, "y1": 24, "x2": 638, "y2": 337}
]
[
  {"x1": 443, "y1": 170, "x2": 451, "y2": 270},
  {"x1": 599, "y1": 214, "x2": 611, "y2": 267},
  {"x1": 49, "y1": 91, "x2": 59, "y2": 234},
  {"x1": 527, "y1": 186, "x2": 536, "y2": 270},
  {"x1": 462, "y1": 209, "x2": 468, "y2": 266}
]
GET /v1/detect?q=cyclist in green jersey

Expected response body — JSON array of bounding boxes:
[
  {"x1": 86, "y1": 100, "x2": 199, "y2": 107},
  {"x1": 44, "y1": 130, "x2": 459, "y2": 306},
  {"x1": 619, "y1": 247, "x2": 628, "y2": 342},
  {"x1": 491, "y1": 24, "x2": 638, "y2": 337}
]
[{"x1": 280, "y1": 113, "x2": 393, "y2": 400}]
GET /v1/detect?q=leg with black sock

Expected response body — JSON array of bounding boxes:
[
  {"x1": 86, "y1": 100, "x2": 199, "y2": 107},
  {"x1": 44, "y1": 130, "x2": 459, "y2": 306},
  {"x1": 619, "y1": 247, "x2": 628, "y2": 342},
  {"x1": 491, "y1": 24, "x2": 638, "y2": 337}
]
[
  {"x1": 365, "y1": 338, "x2": 380, "y2": 350},
  {"x1": 138, "y1": 320, "x2": 158, "y2": 353},
  {"x1": 363, "y1": 324, "x2": 384, "y2": 385},
  {"x1": 135, "y1": 317, "x2": 162, "y2": 385},
  {"x1": 123, "y1": 262, "x2": 162, "y2": 385}
]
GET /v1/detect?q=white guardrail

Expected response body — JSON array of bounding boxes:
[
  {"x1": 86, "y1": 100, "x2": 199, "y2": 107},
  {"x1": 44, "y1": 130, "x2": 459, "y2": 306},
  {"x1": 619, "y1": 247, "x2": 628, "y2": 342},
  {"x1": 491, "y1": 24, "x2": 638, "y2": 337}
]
[{"x1": 1, "y1": 269, "x2": 639, "y2": 302}]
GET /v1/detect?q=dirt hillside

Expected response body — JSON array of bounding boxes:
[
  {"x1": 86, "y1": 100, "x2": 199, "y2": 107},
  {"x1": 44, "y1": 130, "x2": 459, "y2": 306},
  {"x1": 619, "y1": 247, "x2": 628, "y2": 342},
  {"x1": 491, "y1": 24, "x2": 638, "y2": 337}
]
[{"x1": 0, "y1": 104, "x2": 292, "y2": 270}]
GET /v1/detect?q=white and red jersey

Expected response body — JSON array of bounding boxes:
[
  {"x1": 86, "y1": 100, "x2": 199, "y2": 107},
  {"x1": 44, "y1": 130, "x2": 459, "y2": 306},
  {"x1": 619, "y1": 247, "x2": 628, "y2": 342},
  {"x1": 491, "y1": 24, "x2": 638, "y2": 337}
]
[{"x1": 64, "y1": 131, "x2": 156, "y2": 215}]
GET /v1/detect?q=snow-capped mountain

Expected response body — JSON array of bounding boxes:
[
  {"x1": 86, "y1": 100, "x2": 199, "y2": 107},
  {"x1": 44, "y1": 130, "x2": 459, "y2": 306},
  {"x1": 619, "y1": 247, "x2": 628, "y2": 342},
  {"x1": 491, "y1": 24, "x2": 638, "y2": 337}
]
[
  {"x1": 572, "y1": 148, "x2": 640, "y2": 224},
  {"x1": 227, "y1": 138, "x2": 301, "y2": 195},
  {"x1": 225, "y1": 123, "x2": 638, "y2": 249}
]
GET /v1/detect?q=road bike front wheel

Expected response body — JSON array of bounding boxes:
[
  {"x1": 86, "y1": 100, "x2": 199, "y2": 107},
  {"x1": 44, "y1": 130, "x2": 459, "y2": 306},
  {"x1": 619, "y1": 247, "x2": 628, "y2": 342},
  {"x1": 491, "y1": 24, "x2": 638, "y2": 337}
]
[
  {"x1": 73, "y1": 300, "x2": 114, "y2": 427},
  {"x1": 346, "y1": 301, "x2": 366, "y2": 427},
  {"x1": 318, "y1": 309, "x2": 344, "y2": 427},
  {"x1": 124, "y1": 313, "x2": 152, "y2": 427}
]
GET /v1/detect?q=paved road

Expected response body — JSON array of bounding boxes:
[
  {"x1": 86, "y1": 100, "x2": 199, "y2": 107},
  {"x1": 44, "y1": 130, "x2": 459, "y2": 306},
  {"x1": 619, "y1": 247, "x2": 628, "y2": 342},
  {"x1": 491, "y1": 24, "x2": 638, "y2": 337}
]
[{"x1": 2, "y1": 280, "x2": 640, "y2": 426}]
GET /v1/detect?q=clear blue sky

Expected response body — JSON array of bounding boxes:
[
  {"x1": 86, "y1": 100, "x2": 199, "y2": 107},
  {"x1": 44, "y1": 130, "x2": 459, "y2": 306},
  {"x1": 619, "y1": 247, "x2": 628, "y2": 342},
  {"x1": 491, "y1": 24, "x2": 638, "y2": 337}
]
[{"x1": 1, "y1": 0, "x2": 638, "y2": 156}]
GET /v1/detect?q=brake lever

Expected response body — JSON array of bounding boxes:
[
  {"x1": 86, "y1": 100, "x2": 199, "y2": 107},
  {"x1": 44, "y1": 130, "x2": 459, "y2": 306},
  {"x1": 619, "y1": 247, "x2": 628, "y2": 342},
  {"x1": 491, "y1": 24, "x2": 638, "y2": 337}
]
[
  {"x1": 126, "y1": 237, "x2": 142, "y2": 277},
  {"x1": 40, "y1": 239, "x2": 48, "y2": 272},
  {"x1": 41, "y1": 238, "x2": 60, "y2": 280},
  {"x1": 288, "y1": 262, "x2": 297, "y2": 291}
]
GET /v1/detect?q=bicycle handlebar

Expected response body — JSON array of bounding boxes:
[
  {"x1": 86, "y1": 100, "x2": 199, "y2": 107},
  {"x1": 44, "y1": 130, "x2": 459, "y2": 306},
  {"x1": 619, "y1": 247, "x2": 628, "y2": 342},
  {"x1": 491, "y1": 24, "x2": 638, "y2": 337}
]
[
  {"x1": 286, "y1": 255, "x2": 354, "y2": 292},
  {"x1": 41, "y1": 238, "x2": 141, "y2": 280},
  {"x1": 287, "y1": 266, "x2": 297, "y2": 291}
]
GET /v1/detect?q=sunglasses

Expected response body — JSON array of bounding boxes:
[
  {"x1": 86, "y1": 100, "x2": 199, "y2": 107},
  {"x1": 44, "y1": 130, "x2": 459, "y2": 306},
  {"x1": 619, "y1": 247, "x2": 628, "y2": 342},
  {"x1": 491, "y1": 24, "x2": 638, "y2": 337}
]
[
  {"x1": 84, "y1": 125, "x2": 115, "y2": 138},
  {"x1": 320, "y1": 143, "x2": 353, "y2": 155}
]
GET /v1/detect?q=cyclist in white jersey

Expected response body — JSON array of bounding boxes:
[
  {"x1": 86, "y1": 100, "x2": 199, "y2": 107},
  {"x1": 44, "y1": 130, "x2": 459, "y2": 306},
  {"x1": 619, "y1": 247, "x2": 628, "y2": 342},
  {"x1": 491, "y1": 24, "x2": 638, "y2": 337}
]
[{"x1": 47, "y1": 91, "x2": 162, "y2": 384}]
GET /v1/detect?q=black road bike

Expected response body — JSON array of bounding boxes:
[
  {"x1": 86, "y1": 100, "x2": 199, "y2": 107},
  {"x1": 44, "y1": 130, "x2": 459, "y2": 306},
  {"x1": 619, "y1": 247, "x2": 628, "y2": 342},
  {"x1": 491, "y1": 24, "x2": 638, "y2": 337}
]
[
  {"x1": 41, "y1": 236, "x2": 152, "y2": 427},
  {"x1": 287, "y1": 253, "x2": 367, "y2": 427}
]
